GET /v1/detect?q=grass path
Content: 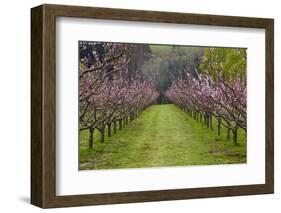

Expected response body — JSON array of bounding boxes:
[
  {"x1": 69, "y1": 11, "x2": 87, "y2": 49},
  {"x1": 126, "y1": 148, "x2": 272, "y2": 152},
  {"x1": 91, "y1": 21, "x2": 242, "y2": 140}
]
[{"x1": 80, "y1": 104, "x2": 246, "y2": 170}]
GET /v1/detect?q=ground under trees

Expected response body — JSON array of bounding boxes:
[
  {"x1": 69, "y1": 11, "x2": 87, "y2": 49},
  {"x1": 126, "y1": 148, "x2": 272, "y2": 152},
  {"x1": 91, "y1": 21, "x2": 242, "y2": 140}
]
[{"x1": 80, "y1": 104, "x2": 246, "y2": 170}]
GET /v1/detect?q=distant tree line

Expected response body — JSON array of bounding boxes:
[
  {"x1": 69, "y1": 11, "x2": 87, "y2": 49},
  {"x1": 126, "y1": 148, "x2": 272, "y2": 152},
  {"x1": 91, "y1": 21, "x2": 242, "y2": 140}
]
[{"x1": 143, "y1": 45, "x2": 205, "y2": 104}]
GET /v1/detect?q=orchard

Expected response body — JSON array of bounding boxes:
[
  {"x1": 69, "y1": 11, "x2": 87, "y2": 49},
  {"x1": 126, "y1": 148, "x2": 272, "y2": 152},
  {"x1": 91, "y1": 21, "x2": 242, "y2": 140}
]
[{"x1": 79, "y1": 42, "x2": 247, "y2": 170}]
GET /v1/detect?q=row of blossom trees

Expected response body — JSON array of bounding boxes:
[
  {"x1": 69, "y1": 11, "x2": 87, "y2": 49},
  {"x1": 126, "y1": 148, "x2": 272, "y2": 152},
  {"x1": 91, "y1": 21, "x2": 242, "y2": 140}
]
[
  {"x1": 165, "y1": 48, "x2": 247, "y2": 145},
  {"x1": 79, "y1": 42, "x2": 158, "y2": 148}
]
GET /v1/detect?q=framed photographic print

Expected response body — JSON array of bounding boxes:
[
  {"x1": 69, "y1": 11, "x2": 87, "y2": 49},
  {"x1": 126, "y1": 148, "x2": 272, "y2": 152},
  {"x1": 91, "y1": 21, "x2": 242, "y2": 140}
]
[{"x1": 31, "y1": 4, "x2": 274, "y2": 208}]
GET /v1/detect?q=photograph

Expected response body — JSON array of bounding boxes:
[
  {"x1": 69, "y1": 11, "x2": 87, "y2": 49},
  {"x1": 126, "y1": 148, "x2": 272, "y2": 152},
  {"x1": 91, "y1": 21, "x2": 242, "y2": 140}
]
[
  {"x1": 29, "y1": 3, "x2": 274, "y2": 208},
  {"x1": 79, "y1": 41, "x2": 247, "y2": 170}
]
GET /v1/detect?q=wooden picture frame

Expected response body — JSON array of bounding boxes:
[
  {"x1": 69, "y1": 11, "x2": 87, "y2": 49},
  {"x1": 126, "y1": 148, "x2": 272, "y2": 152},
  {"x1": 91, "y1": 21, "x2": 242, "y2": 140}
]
[{"x1": 31, "y1": 4, "x2": 274, "y2": 208}]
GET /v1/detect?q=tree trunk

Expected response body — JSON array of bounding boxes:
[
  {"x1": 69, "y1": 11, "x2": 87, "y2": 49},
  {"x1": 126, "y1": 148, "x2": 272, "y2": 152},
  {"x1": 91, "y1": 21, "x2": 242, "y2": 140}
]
[
  {"x1": 100, "y1": 128, "x2": 105, "y2": 143},
  {"x1": 113, "y1": 121, "x2": 117, "y2": 134},
  {"x1": 227, "y1": 129, "x2": 231, "y2": 139},
  {"x1": 119, "y1": 120, "x2": 122, "y2": 130},
  {"x1": 233, "y1": 130, "x2": 238, "y2": 145},
  {"x1": 88, "y1": 127, "x2": 94, "y2": 148},
  {"x1": 126, "y1": 117, "x2": 128, "y2": 125},
  {"x1": 107, "y1": 123, "x2": 111, "y2": 137},
  {"x1": 232, "y1": 124, "x2": 238, "y2": 145},
  {"x1": 218, "y1": 120, "x2": 221, "y2": 136},
  {"x1": 209, "y1": 114, "x2": 213, "y2": 130},
  {"x1": 204, "y1": 115, "x2": 206, "y2": 125},
  {"x1": 139, "y1": 108, "x2": 143, "y2": 118},
  {"x1": 226, "y1": 121, "x2": 231, "y2": 139}
]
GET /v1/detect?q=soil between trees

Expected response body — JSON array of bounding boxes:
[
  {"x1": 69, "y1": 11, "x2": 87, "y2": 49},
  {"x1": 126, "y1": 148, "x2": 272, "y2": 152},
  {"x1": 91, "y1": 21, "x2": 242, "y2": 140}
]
[{"x1": 79, "y1": 104, "x2": 246, "y2": 170}]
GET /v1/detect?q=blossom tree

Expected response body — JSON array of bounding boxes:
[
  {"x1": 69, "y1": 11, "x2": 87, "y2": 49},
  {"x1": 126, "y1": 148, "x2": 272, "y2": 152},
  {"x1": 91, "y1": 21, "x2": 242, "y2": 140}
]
[
  {"x1": 165, "y1": 48, "x2": 247, "y2": 145},
  {"x1": 79, "y1": 42, "x2": 158, "y2": 148}
]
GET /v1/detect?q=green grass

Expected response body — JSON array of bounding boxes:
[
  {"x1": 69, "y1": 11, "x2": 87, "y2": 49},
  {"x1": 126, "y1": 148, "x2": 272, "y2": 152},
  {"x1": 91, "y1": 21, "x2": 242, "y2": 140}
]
[{"x1": 79, "y1": 104, "x2": 246, "y2": 170}]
